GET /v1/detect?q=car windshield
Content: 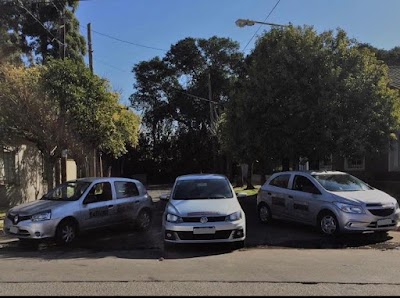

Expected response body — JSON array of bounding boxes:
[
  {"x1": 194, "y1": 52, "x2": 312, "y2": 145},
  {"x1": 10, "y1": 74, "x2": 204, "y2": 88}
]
[
  {"x1": 312, "y1": 174, "x2": 372, "y2": 192},
  {"x1": 172, "y1": 179, "x2": 233, "y2": 200},
  {"x1": 41, "y1": 181, "x2": 91, "y2": 201}
]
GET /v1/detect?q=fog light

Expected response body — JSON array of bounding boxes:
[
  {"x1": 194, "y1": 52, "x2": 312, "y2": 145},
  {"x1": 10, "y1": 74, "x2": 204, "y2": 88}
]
[
  {"x1": 166, "y1": 233, "x2": 172, "y2": 238},
  {"x1": 234, "y1": 229, "x2": 244, "y2": 238},
  {"x1": 35, "y1": 232, "x2": 41, "y2": 237},
  {"x1": 165, "y1": 230, "x2": 176, "y2": 240}
]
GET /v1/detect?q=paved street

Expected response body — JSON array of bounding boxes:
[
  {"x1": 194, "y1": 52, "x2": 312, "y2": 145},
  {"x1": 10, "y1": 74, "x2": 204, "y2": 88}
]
[{"x1": 1, "y1": 190, "x2": 400, "y2": 295}]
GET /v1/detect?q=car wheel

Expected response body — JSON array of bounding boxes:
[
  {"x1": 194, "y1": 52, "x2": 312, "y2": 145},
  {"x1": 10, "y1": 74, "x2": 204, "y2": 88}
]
[
  {"x1": 55, "y1": 219, "x2": 77, "y2": 245},
  {"x1": 258, "y1": 204, "x2": 272, "y2": 224},
  {"x1": 318, "y1": 212, "x2": 339, "y2": 236},
  {"x1": 136, "y1": 209, "x2": 152, "y2": 231}
]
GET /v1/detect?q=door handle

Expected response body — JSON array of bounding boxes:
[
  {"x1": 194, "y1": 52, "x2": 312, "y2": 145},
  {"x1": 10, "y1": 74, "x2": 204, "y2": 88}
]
[
  {"x1": 288, "y1": 195, "x2": 293, "y2": 199},
  {"x1": 108, "y1": 205, "x2": 114, "y2": 208},
  {"x1": 134, "y1": 201, "x2": 140, "y2": 204},
  {"x1": 267, "y1": 192, "x2": 272, "y2": 195}
]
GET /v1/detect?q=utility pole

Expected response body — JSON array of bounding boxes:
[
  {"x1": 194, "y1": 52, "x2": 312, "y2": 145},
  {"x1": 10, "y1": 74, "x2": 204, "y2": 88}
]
[
  {"x1": 208, "y1": 70, "x2": 217, "y2": 172},
  {"x1": 88, "y1": 23, "x2": 93, "y2": 74},
  {"x1": 60, "y1": 5, "x2": 67, "y2": 183},
  {"x1": 87, "y1": 23, "x2": 98, "y2": 177}
]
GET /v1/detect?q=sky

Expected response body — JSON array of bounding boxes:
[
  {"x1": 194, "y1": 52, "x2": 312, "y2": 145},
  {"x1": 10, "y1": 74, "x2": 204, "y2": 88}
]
[{"x1": 75, "y1": 0, "x2": 400, "y2": 106}]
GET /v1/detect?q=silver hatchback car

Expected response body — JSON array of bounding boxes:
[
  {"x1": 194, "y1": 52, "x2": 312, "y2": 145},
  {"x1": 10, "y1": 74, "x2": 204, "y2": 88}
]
[
  {"x1": 3, "y1": 177, "x2": 153, "y2": 245},
  {"x1": 257, "y1": 171, "x2": 400, "y2": 235},
  {"x1": 161, "y1": 174, "x2": 246, "y2": 248}
]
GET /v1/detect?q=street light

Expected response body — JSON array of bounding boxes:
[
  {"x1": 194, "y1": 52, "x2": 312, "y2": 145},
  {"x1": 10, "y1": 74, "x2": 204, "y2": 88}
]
[{"x1": 235, "y1": 18, "x2": 288, "y2": 28}]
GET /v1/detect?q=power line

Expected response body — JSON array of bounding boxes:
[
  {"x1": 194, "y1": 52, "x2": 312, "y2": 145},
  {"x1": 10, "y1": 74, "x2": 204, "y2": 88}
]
[
  {"x1": 17, "y1": 0, "x2": 65, "y2": 46},
  {"x1": 242, "y1": 0, "x2": 281, "y2": 52},
  {"x1": 94, "y1": 58, "x2": 131, "y2": 73},
  {"x1": 79, "y1": 25, "x2": 168, "y2": 52}
]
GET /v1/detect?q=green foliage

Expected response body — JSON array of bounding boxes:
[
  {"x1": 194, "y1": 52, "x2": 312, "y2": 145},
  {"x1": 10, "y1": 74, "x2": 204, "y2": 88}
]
[
  {"x1": 129, "y1": 36, "x2": 244, "y2": 179},
  {"x1": 0, "y1": 0, "x2": 86, "y2": 63},
  {"x1": 221, "y1": 25, "x2": 400, "y2": 167}
]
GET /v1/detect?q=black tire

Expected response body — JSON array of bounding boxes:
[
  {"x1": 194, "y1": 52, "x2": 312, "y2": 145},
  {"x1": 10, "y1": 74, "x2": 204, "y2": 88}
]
[
  {"x1": 258, "y1": 203, "x2": 272, "y2": 224},
  {"x1": 136, "y1": 209, "x2": 152, "y2": 231},
  {"x1": 318, "y1": 212, "x2": 339, "y2": 236},
  {"x1": 55, "y1": 219, "x2": 77, "y2": 245}
]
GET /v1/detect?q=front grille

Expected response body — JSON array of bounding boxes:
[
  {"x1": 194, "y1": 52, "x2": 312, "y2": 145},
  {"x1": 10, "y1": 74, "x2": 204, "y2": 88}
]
[
  {"x1": 367, "y1": 221, "x2": 396, "y2": 228},
  {"x1": 368, "y1": 208, "x2": 394, "y2": 217},
  {"x1": 181, "y1": 216, "x2": 226, "y2": 223},
  {"x1": 177, "y1": 230, "x2": 232, "y2": 240},
  {"x1": 7, "y1": 214, "x2": 31, "y2": 223}
]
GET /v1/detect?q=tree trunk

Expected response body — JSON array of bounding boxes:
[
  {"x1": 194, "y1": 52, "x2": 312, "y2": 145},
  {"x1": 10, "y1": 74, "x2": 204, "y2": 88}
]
[
  {"x1": 245, "y1": 162, "x2": 255, "y2": 190},
  {"x1": 44, "y1": 155, "x2": 56, "y2": 191},
  {"x1": 282, "y1": 158, "x2": 290, "y2": 171}
]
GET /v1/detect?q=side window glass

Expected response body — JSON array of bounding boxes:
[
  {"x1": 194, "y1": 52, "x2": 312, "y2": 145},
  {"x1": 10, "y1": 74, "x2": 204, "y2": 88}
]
[
  {"x1": 293, "y1": 176, "x2": 321, "y2": 194},
  {"x1": 85, "y1": 182, "x2": 112, "y2": 204},
  {"x1": 114, "y1": 182, "x2": 139, "y2": 199},
  {"x1": 269, "y1": 174, "x2": 290, "y2": 189}
]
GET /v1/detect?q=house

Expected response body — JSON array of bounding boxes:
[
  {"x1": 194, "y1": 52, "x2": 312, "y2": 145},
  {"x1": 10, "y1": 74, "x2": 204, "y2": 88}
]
[{"x1": 0, "y1": 140, "x2": 77, "y2": 208}]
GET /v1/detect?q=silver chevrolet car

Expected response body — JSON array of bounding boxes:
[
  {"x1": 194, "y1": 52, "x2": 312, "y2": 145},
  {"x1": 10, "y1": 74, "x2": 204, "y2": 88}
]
[
  {"x1": 257, "y1": 171, "x2": 400, "y2": 235},
  {"x1": 161, "y1": 174, "x2": 246, "y2": 248},
  {"x1": 3, "y1": 177, "x2": 153, "y2": 245}
]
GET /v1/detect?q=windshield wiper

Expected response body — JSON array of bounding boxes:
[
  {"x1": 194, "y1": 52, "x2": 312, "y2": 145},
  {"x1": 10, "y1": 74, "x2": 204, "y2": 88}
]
[{"x1": 208, "y1": 196, "x2": 227, "y2": 199}]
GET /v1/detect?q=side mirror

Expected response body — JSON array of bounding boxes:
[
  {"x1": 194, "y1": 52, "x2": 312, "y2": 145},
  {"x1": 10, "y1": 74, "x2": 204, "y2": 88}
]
[
  {"x1": 83, "y1": 194, "x2": 97, "y2": 205},
  {"x1": 159, "y1": 193, "x2": 170, "y2": 201},
  {"x1": 236, "y1": 192, "x2": 247, "y2": 198}
]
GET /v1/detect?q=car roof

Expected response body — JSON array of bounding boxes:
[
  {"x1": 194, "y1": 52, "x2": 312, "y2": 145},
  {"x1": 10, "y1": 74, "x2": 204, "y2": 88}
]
[
  {"x1": 271, "y1": 170, "x2": 347, "y2": 177},
  {"x1": 176, "y1": 174, "x2": 228, "y2": 181},
  {"x1": 70, "y1": 177, "x2": 143, "y2": 184}
]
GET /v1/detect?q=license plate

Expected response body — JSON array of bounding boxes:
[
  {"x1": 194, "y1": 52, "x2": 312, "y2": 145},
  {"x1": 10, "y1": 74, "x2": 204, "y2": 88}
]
[
  {"x1": 193, "y1": 227, "x2": 216, "y2": 234},
  {"x1": 377, "y1": 219, "x2": 392, "y2": 227},
  {"x1": 9, "y1": 226, "x2": 18, "y2": 234}
]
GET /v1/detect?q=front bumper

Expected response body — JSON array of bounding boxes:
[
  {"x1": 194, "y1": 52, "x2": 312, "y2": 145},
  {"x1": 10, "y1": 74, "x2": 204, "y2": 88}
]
[
  {"x1": 164, "y1": 219, "x2": 246, "y2": 244},
  {"x1": 337, "y1": 208, "x2": 400, "y2": 233},
  {"x1": 3, "y1": 217, "x2": 60, "y2": 239}
]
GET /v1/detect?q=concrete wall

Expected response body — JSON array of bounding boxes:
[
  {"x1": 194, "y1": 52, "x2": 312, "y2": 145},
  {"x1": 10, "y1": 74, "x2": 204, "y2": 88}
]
[
  {"x1": 66, "y1": 159, "x2": 77, "y2": 181},
  {"x1": 0, "y1": 143, "x2": 47, "y2": 208}
]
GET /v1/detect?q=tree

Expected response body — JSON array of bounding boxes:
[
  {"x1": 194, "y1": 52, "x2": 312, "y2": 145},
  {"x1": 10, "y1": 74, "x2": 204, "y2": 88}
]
[
  {"x1": 130, "y1": 36, "x2": 244, "y2": 182},
  {"x1": 0, "y1": 60, "x2": 140, "y2": 189},
  {"x1": 221, "y1": 25, "x2": 400, "y2": 174},
  {"x1": 0, "y1": 0, "x2": 86, "y2": 63}
]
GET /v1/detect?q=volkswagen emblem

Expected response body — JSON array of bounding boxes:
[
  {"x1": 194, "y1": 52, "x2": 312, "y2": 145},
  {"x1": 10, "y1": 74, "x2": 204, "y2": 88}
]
[
  {"x1": 200, "y1": 216, "x2": 208, "y2": 223},
  {"x1": 13, "y1": 215, "x2": 19, "y2": 224}
]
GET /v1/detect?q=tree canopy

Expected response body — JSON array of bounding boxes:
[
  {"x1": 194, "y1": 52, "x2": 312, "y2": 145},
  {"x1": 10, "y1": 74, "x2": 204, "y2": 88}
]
[{"x1": 220, "y1": 25, "x2": 400, "y2": 172}]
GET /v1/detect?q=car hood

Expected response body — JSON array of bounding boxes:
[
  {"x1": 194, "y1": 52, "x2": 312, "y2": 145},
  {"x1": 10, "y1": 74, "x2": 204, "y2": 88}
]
[
  {"x1": 9, "y1": 200, "x2": 71, "y2": 216},
  {"x1": 329, "y1": 189, "x2": 397, "y2": 205},
  {"x1": 167, "y1": 198, "x2": 241, "y2": 216}
]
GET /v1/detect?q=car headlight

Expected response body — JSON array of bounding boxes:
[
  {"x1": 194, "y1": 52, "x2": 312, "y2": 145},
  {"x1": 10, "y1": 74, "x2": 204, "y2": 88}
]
[
  {"x1": 334, "y1": 202, "x2": 364, "y2": 214},
  {"x1": 225, "y1": 211, "x2": 242, "y2": 222},
  {"x1": 166, "y1": 213, "x2": 182, "y2": 223},
  {"x1": 31, "y1": 210, "x2": 51, "y2": 222}
]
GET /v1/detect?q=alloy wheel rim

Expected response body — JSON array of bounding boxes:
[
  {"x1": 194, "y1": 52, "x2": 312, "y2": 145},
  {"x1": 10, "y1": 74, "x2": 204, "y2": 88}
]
[
  {"x1": 321, "y1": 216, "x2": 336, "y2": 234},
  {"x1": 259, "y1": 206, "x2": 269, "y2": 222},
  {"x1": 62, "y1": 225, "x2": 75, "y2": 243}
]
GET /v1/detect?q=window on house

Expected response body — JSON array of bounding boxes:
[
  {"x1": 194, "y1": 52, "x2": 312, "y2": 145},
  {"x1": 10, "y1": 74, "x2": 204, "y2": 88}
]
[
  {"x1": 0, "y1": 150, "x2": 17, "y2": 184},
  {"x1": 344, "y1": 155, "x2": 365, "y2": 171}
]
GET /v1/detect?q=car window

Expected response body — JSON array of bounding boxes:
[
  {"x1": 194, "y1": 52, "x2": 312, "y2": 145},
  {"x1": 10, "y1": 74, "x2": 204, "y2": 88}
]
[
  {"x1": 41, "y1": 181, "x2": 91, "y2": 201},
  {"x1": 114, "y1": 181, "x2": 139, "y2": 199},
  {"x1": 312, "y1": 173, "x2": 372, "y2": 192},
  {"x1": 85, "y1": 182, "x2": 113, "y2": 203},
  {"x1": 293, "y1": 175, "x2": 321, "y2": 194},
  {"x1": 269, "y1": 174, "x2": 291, "y2": 189},
  {"x1": 172, "y1": 179, "x2": 233, "y2": 200}
]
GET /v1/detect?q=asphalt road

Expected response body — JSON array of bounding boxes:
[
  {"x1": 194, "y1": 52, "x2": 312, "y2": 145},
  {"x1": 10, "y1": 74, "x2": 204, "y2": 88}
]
[{"x1": 1, "y1": 188, "x2": 400, "y2": 295}]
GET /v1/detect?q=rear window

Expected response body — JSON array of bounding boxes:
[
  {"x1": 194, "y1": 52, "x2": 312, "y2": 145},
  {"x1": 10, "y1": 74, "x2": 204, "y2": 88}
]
[{"x1": 172, "y1": 179, "x2": 233, "y2": 200}]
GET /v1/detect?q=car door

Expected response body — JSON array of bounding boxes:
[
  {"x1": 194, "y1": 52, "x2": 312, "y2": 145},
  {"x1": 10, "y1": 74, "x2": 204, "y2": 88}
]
[
  {"x1": 114, "y1": 181, "x2": 140, "y2": 223},
  {"x1": 287, "y1": 175, "x2": 322, "y2": 224},
  {"x1": 266, "y1": 174, "x2": 292, "y2": 219},
  {"x1": 79, "y1": 181, "x2": 117, "y2": 230}
]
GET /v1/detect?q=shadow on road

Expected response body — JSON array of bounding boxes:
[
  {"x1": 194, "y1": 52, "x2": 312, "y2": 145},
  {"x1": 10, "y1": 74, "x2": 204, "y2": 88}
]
[{"x1": 0, "y1": 194, "x2": 399, "y2": 260}]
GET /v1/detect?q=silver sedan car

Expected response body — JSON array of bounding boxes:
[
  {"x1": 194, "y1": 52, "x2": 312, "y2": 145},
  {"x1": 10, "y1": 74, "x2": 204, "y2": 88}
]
[
  {"x1": 257, "y1": 171, "x2": 400, "y2": 235},
  {"x1": 161, "y1": 174, "x2": 246, "y2": 248},
  {"x1": 3, "y1": 177, "x2": 153, "y2": 245}
]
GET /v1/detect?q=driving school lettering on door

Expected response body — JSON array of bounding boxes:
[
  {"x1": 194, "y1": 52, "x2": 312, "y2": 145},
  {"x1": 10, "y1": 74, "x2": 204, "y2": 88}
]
[{"x1": 89, "y1": 206, "x2": 109, "y2": 218}]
